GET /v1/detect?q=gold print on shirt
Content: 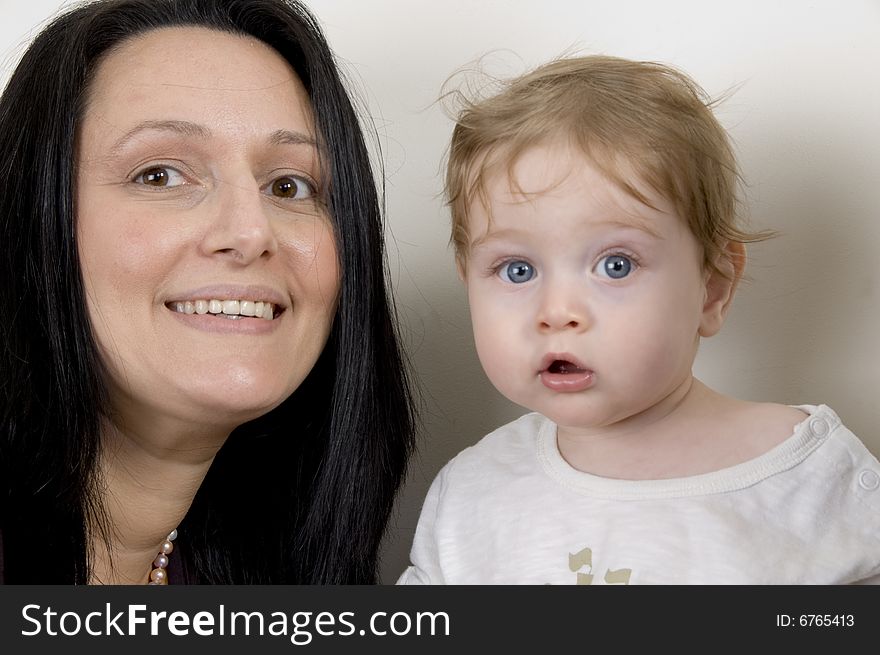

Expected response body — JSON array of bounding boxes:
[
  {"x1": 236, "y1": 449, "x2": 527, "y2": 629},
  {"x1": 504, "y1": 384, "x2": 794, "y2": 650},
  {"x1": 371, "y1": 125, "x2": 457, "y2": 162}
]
[
  {"x1": 603, "y1": 568, "x2": 632, "y2": 585},
  {"x1": 569, "y1": 547, "x2": 594, "y2": 585},
  {"x1": 568, "y1": 546, "x2": 632, "y2": 585}
]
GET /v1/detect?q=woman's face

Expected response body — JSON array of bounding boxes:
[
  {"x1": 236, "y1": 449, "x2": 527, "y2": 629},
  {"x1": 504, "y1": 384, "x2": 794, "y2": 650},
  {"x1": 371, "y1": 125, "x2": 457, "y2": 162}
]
[{"x1": 76, "y1": 27, "x2": 340, "y2": 430}]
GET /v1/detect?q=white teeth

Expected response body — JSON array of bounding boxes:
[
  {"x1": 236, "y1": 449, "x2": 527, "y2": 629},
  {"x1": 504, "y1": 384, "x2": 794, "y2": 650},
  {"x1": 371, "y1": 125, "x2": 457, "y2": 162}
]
[{"x1": 170, "y1": 298, "x2": 277, "y2": 321}]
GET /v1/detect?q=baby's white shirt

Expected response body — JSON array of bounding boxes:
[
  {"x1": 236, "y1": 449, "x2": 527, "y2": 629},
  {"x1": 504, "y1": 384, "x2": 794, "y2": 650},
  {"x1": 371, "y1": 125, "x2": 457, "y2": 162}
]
[{"x1": 398, "y1": 405, "x2": 880, "y2": 584}]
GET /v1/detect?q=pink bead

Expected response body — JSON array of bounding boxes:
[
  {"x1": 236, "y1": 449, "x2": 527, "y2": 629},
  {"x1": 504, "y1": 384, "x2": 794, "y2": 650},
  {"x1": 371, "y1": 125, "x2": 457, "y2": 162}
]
[{"x1": 145, "y1": 527, "x2": 178, "y2": 585}]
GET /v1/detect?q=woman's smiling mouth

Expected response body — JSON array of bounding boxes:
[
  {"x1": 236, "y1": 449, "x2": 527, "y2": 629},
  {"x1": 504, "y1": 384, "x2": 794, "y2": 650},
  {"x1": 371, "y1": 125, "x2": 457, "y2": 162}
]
[{"x1": 166, "y1": 298, "x2": 279, "y2": 321}]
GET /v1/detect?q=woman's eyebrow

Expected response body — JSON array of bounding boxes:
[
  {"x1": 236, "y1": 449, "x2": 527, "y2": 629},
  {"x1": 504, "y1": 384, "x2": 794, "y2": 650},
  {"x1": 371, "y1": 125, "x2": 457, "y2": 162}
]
[
  {"x1": 268, "y1": 129, "x2": 317, "y2": 147},
  {"x1": 108, "y1": 119, "x2": 212, "y2": 156},
  {"x1": 108, "y1": 121, "x2": 317, "y2": 156}
]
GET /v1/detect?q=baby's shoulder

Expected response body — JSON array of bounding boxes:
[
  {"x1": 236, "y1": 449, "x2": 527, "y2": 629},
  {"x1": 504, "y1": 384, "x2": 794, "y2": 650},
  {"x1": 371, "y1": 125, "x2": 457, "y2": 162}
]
[
  {"x1": 727, "y1": 401, "x2": 873, "y2": 464},
  {"x1": 723, "y1": 401, "x2": 807, "y2": 456},
  {"x1": 740, "y1": 401, "x2": 810, "y2": 436},
  {"x1": 441, "y1": 412, "x2": 549, "y2": 479}
]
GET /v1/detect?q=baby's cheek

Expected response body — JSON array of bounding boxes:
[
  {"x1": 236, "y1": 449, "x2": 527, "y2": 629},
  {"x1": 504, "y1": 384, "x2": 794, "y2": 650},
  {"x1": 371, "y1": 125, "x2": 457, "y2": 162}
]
[
  {"x1": 472, "y1": 315, "x2": 520, "y2": 392},
  {"x1": 473, "y1": 327, "x2": 509, "y2": 379},
  {"x1": 631, "y1": 324, "x2": 697, "y2": 390}
]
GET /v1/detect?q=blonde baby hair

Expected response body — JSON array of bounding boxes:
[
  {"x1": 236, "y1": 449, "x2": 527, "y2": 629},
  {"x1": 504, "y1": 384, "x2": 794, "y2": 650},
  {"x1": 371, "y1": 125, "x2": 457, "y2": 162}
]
[{"x1": 445, "y1": 55, "x2": 771, "y2": 277}]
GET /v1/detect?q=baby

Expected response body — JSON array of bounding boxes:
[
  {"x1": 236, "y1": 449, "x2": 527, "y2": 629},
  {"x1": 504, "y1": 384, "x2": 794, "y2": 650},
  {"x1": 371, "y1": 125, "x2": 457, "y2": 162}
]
[{"x1": 399, "y1": 56, "x2": 880, "y2": 584}]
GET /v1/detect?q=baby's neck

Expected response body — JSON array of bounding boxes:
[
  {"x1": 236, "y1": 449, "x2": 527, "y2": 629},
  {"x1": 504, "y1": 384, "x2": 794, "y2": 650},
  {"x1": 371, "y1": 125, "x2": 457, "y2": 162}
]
[{"x1": 554, "y1": 380, "x2": 801, "y2": 480}]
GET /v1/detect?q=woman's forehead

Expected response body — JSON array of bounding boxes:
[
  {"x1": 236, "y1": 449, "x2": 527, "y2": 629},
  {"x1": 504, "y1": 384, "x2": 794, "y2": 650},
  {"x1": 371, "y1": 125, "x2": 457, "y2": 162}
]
[
  {"x1": 81, "y1": 26, "x2": 314, "y2": 151},
  {"x1": 95, "y1": 26, "x2": 300, "y2": 92}
]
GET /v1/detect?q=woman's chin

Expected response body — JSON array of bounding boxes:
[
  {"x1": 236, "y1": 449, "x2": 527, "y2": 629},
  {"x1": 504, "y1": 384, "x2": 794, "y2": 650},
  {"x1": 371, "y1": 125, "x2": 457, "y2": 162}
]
[
  {"x1": 187, "y1": 385, "x2": 292, "y2": 425},
  {"x1": 118, "y1": 375, "x2": 298, "y2": 433}
]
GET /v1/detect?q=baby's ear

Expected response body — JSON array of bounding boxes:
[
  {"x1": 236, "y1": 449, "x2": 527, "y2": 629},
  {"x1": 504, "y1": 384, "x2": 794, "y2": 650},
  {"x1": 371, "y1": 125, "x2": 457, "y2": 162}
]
[
  {"x1": 455, "y1": 254, "x2": 467, "y2": 281},
  {"x1": 699, "y1": 240, "x2": 746, "y2": 337}
]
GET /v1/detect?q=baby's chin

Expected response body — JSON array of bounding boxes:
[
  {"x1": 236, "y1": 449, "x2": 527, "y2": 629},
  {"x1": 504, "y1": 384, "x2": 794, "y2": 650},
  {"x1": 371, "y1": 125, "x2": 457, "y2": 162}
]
[
  {"x1": 515, "y1": 394, "x2": 635, "y2": 433},
  {"x1": 507, "y1": 397, "x2": 596, "y2": 430}
]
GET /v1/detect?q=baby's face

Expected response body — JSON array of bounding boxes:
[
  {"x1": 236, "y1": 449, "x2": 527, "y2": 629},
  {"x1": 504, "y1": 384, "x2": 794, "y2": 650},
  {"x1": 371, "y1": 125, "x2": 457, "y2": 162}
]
[{"x1": 463, "y1": 144, "x2": 711, "y2": 435}]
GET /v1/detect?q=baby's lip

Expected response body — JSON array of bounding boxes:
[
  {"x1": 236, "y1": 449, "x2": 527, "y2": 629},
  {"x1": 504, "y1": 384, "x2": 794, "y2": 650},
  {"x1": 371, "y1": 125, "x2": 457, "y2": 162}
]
[{"x1": 538, "y1": 352, "x2": 589, "y2": 373}]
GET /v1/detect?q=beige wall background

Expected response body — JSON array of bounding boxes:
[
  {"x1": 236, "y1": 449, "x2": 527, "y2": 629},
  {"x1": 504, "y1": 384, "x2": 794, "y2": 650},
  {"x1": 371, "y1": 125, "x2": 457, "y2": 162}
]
[{"x1": 3, "y1": 0, "x2": 878, "y2": 584}]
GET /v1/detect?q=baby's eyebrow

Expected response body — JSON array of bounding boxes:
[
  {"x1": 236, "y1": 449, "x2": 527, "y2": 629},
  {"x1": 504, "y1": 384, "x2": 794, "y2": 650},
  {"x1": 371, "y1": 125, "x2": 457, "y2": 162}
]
[
  {"x1": 470, "y1": 217, "x2": 664, "y2": 251},
  {"x1": 595, "y1": 216, "x2": 664, "y2": 239},
  {"x1": 469, "y1": 228, "x2": 525, "y2": 251}
]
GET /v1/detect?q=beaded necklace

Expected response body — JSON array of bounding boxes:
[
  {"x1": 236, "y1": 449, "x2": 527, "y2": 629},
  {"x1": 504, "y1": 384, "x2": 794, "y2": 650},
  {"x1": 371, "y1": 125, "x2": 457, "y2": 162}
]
[{"x1": 147, "y1": 529, "x2": 178, "y2": 585}]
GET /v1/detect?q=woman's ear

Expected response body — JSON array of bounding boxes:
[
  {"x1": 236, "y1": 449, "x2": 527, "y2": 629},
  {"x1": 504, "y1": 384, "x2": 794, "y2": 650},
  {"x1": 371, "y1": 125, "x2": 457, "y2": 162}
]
[{"x1": 699, "y1": 240, "x2": 746, "y2": 337}]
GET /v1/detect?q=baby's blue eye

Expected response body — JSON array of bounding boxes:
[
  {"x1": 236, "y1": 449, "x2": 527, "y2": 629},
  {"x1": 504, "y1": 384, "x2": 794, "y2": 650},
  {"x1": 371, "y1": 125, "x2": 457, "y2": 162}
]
[
  {"x1": 500, "y1": 260, "x2": 535, "y2": 284},
  {"x1": 597, "y1": 254, "x2": 633, "y2": 279}
]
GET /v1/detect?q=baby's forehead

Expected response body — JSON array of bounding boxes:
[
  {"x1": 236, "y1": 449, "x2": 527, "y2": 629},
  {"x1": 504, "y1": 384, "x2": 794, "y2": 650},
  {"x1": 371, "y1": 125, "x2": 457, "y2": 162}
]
[
  {"x1": 467, "y1": 144, "x2": 677, "y2": 228},
  {"x1": 479, "y1": 141, "x2": 666, "y2": 202}
]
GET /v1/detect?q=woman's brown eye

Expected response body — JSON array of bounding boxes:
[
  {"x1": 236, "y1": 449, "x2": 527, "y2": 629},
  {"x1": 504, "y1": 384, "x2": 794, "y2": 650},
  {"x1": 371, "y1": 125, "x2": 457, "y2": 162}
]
[
  {"x1": 141, "y1": 167, "x2": 169, "y2": 186},
  {"x1": 272, "y1": 177, "x2": 294, "y2": 197},
  {"x1": 134, "y1": 166, "x2": 185, "y2": 188},
  {"x1": 270, "y1": 176, "x2": 312, "y2": 199}
]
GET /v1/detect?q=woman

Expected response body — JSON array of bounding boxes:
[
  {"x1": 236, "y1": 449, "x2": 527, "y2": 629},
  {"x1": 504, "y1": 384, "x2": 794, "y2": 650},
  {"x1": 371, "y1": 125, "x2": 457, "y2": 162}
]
[{"x1": 0, "y1": 0, "x2": 415, "y2": 584}]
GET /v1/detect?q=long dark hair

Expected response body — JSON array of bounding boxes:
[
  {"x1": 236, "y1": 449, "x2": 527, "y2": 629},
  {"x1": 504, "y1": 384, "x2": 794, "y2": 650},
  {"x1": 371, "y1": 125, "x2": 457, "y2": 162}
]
[{"x1": 0, "y1": 0, "x2": 415, "y2": 583}]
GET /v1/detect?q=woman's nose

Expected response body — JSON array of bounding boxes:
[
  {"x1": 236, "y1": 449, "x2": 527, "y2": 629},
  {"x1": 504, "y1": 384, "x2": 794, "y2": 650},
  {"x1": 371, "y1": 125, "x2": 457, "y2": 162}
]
[{"x1": 199, "y1": 175, "x2": 278, "y2": 264}]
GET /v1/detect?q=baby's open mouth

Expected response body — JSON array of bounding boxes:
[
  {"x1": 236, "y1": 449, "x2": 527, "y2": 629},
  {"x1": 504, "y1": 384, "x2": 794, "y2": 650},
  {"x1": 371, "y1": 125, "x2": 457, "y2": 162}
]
[
  {"x1": 539, "y1": 354, "x2": 594, "y2": 392},
  {"x1": 166, "y1": 299, "x2": 281, "y2": 321},
  {"x1": 547, "y1": 359, "x2": 587, "y2": 374}
]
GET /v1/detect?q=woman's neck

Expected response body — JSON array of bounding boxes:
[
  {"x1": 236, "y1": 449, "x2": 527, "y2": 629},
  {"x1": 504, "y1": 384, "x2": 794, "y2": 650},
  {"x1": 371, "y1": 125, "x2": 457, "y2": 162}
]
[{"x1": 89, "y1": 414, "x2": 228, "y2": 584}]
